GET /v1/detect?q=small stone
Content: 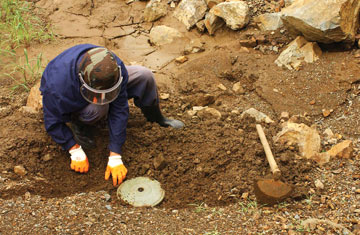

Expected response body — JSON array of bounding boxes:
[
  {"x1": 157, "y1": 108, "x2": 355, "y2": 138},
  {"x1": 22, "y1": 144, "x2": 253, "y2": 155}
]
[
  {"x1": 239, "y1": 47, "x2": 250, "y2": 53},
  {"x1": 232, "y1": 82, "x2": 245, "y2": 94},
  {"x1": 309, "y1": 100, "x2": 316, "y2": 105},
  {"x1": 322, "y1": 109, "x2": 331, "y2": 117},
  {"x1": 323, "y1": 128, "x2": 334, "y2": 139},
  {"x1": 153, "y1": 154, "x2": 167, "y2": 170},
  {"x1": 327, "y1": 140, "x2": 353, "y2": 159},
  {"x1": 320, "y1": 195, "x2": 327, "y2": 204},
  {"x1": 239, "y1": 38, "x2": 257, "y2": 48},
  {"x1": 352, "y1": 174, "x2": 360, "y2": 179},
  {"x1": 159, "y1": 93, "x2": 170, "y2": 100},
  {"x1": 187, "y1": 110, "x2": 197, "y2": 116},
  {"x1": 231, "y1": 110, "x2": 240, "y2": 115},
  {"x1": 14, "y1": 165, "x2": 27, "y2": 176},
  {"x1": 42, "y1": 154, "x2": 52, "y2": 162},
  {"x1": 104, "y1": 193, "x2": 111, "y2": 202},
  {"x1": 315, "y1": 179, "x2": 324, "y2": 190},
  {"x1": 105, "y1": 205, "x2": 112, "y2": 210},
  {"x1": 280, "y1": 111, "x2": 289, "y2": 119},
  {"x1": 355, "y1": 51, "x2": 360, "y2": 58},
  {"x1": 24, "y1": 192, "x2": 31, "y2": 200},
  {"x1": 332, "y1": 169, "x2": 342, "y2": 174},
  {"x1": 217, "y1": 83, "x2": 227, "y2": 91},
  {"x1": 175, "y1": 56, "x2": 188, "y2": 63}
]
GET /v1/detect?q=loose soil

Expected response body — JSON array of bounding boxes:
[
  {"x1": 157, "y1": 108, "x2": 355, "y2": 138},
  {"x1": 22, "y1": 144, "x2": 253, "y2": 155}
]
[{"x1": 0, "y1": 0, "x2": 359, "y2": 233}]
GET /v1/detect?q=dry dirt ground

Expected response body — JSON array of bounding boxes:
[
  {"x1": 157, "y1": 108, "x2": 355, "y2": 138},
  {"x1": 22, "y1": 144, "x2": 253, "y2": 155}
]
[{"x1": 0, "y1": 0, "x2": 360, "y2": 234}]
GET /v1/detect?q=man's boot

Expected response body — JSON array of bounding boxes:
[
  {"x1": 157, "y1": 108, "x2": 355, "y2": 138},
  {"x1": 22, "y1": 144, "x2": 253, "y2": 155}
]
[
  {"x1": 141, "y1": 104, "x2": 184, "y2": 129},
  {"x1": 69, "y1": 119, "x2": 96, "y2": 149}
]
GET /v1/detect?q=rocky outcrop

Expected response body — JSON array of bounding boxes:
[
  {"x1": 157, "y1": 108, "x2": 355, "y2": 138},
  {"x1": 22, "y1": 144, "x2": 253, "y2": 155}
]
[
  {"x1": 173, "y1": 0, "x2": 208, "y2": 30},
  {"x1": 205, "y1": 0, "x2": 225, "y2": 9},
  {"x1": 274, "y1": 122, "x2": 321, "y2": 160},
  {"x1": 149, "y1": 26, "x2": 183, "y2": 46},
  {"x1": 281, "y1": 0, "x2": 360, "y2": 44},
  {"x1": 255, "y1": 13, "x2": 283, "y2": 31},
  {"x1": 204, "y1": 11, "x2": 225, "y2": 35},
  {"x1": 275, "y1": 36, "x2": 322, "y2": 70},
  {"x1": 143, "y1": 0, "x2": 167, "y2": 22},
  {"x1": 211, "y1": 1, "x2": 249, "y2": 31}
]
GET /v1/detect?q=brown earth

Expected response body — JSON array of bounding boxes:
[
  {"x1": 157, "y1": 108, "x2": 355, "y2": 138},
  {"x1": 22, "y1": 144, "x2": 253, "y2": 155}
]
[{"x1": 0, "y1": 0, "x2": 360, "y2": 234}]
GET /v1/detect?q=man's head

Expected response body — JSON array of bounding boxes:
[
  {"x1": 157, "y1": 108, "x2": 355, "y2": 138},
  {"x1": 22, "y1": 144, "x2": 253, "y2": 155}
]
[
  {"x1": 78, "y1": 47, "x2": 119, "y2": 90},
  {"x1": 78, "y1": 47, "x2": 122, "y2": 105}
]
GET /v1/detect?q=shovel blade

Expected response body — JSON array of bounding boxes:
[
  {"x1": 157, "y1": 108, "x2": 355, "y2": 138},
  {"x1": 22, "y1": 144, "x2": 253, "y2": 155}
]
[{"x1": 254, "y1": 178, "x2": 293, "y2": 205}]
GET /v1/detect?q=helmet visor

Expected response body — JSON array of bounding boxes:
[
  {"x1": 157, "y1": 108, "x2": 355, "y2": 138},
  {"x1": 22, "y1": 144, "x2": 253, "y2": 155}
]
[{"x1": 79, "y1": 66, "x2": 123, "y2": 105}]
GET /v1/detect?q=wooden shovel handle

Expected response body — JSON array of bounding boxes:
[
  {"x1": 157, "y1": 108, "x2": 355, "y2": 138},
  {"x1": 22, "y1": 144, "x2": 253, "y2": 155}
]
[{"x1": 256, "y1": 124, "x2": 281, "y2": 179}]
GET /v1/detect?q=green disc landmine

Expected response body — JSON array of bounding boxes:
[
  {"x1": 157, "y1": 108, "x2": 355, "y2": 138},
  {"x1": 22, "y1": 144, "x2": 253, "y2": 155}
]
[{"x1": 117, "y1": 177, "x2": 165, "y2": 207}]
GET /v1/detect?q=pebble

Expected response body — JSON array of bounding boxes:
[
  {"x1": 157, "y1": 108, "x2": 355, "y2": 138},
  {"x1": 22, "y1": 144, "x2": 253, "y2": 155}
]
[
  {"x1": 104, "y1": 194, "x2": 111, "y2": 202},
  {"x1": 14, "y1": 165, "x2": 27, "y2": 176},
  {"x1": 315, "y1": 179, "x2": 324, "y2": 190},
  {"x1": 105, "y1": 205, "x2": 112, "y2": 210}
]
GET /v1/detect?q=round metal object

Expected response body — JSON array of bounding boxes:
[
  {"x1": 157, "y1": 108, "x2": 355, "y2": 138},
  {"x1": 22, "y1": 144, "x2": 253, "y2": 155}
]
[{"x1": 117, "y1": 177, "x2": 165, "y2": 207}]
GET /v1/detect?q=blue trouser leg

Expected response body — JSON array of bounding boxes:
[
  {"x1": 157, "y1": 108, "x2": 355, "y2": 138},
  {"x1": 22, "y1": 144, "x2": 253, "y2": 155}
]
[
  {"x1": 76, "y1": 65, "x2": 159, "y2": 124},
  {"x1": 125, "y1": 65, "x2": 158, "y2": 107}
]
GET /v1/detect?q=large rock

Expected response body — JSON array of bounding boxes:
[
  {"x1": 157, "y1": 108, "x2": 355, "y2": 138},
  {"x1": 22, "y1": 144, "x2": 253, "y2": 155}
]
[
  {"x1": 275, "y1": 36, "x2": 322, "y2": 70},
  {"x1": 143, "y1": 0, "x2": 168, "y2": 22},
  {"x1": 204, "y1": 11, "x2": 225, "y2": 35},
  {"x1": 173, "y1": 0, "x2": 208, "y2": 30},
  {"x1": 26, "y1": 81, "x2": 43, "y2": 111},
  {"x1": 255, "y1": 13, "x2": 283, "y2": 31},
  {"x1": 281, "y1": 0, "x2": 360, "y2": 44},
  {"x1": 211, "y1": 1, "x2": 250, "y2": 31},
  {"x1": 327, "y1": 140, "x2": 353, "y2": 159},
  {"x1": 274, "y1": 122, "x2": 321, "y2": 159},
  {"x1": 205, "y1": 0, "x2": 225, "y2": 9},
  {"x1": 149, "y1": 25, "x2": 183, "y2": 46}
]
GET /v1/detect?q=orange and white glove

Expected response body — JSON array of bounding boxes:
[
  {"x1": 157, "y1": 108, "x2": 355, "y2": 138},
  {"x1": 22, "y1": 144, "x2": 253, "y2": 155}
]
[
  {"x1": 105, "y1": 155, "x2": 127, "y2": 186},
  {"x1": 69, "y1": 145, "x2": 89, "y2": 173}
]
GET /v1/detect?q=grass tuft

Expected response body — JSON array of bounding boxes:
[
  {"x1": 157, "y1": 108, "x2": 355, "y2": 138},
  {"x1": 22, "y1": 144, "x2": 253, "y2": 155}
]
[
  {"x1": 0, "y1": 0, "x2": 54, "y2": 50},
  {"x1": 0, "y1": 0, "x2": 53, "y2": 91}
]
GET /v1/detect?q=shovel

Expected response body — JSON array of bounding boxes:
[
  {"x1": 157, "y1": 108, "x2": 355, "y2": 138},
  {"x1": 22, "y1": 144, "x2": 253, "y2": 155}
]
[{"x1": 253, "y1": 124, "x2": 293, "y2": 205}]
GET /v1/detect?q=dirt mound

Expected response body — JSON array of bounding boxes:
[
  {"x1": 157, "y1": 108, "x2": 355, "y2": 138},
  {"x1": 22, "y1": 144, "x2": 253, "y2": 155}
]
[{"x1": 0, "y1": 92, "x2": 313, "y2": 209}]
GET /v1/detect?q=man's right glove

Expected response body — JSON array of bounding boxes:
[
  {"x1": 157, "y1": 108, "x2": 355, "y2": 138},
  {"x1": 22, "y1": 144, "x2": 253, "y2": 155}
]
[
  {"x1": 105, "y1": 155, "x2": 127, "y2": 186},
  {"x1": 69, "y1": 145, "x2": 89, "y2": 173}
]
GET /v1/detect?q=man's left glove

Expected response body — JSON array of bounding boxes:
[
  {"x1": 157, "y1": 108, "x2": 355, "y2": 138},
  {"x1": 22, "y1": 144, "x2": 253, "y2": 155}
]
[{"x1": 105, "y1": 155, "x2": 127, "y2": 186}]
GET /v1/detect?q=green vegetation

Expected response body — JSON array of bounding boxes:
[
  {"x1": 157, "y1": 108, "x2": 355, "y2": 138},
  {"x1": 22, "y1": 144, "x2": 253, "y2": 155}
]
[
  {"x1": 0, "y1": 0, "x2": 53, "y2": 91},
  {"x1": 188, "y1": 202, "x2": 208, "y2": 213},
  {"x1": 238, "y1": 199, "x2": 260, "y2": 214},
  {"x1": 4, "y1": 48, "x2": 43, "y2": 91},
  {"x1": 0, "y1": 0, "x2": 53, "y2": 49}
]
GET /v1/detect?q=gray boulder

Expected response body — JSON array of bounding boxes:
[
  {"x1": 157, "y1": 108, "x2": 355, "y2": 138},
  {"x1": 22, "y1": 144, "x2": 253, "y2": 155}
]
[{"x1": 281, "y1": 0, "x2": 360, "y2": 44}]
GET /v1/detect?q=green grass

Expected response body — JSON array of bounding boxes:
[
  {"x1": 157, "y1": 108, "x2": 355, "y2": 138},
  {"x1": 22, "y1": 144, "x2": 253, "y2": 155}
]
[
  {"x1": 4, "y1": 48, "x2": 43, "y2": 91},
  {"x1": 0, "y1": 0, "x2": 54, "y2": 50},
  {"x1": 238, "y1": 199, "x2": 260, "y2": 214},
  {"x1": 0, "y1": 0, "x2": 53, "y2": 91},
  {"x1": 188, "y1": 202, "x2": 208, "y2": 213}
]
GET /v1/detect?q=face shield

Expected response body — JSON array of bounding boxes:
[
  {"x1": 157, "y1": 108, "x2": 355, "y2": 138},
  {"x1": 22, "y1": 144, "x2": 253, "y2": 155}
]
[{"x1": 79, "y1": 66, "x2": 123, "y2": 105}]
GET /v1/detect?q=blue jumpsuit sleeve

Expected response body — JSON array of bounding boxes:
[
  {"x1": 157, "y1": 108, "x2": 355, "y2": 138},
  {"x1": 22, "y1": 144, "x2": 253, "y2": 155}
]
[
  {"x1": 42, "y1": 92, "x2": 76, "y2": 151},
  {"x1": 107, "y1": 60, "x2": 129, "y2": 154}
]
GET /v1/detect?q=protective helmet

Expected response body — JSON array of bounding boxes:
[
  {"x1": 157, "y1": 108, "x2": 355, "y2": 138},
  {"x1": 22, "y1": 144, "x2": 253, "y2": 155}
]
[{"x1": 78, "y1": 47, "x2": 123, "y2": 105}]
